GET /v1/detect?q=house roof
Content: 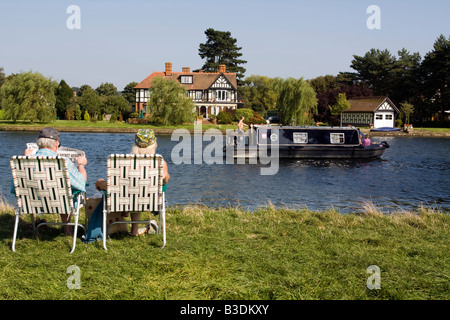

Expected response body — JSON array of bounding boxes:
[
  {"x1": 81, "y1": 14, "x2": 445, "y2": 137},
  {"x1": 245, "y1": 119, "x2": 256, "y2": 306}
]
[
  {"x1": 346, "y1": 97, "x2": 399, "y2": 113},
  {"x1": 134, "y1": 70, "x2": 238, "y2": 91}
]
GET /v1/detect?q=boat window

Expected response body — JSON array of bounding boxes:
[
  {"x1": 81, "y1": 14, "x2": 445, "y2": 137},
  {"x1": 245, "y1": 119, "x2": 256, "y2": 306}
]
[
  {"x1": 330, "y1": 133, "x2": 345, "y2": 144},
  {"x1": 293, "y1": 132, "x2": 308, "y2": 144}
]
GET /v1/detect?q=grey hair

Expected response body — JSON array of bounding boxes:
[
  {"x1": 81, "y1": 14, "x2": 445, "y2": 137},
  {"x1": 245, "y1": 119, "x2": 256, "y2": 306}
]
[
  {"x1": 131, "y1": 142, "x2": 157, "y2": 155},
  {"x1": 37, "y1": 137, "x2": 58, "y2": 149}
]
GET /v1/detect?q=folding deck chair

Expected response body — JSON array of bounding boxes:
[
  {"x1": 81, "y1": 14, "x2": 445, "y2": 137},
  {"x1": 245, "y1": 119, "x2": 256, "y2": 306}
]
[
  {"x1": 102, "y1": 154, "x2": 166, "y2": 250},
  {"x1": 10, "y1": 156, "x2": 85, "y2": 253}
]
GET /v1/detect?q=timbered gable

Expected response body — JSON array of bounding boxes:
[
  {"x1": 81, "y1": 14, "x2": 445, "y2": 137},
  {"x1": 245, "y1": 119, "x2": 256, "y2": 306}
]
[{"x1": 210, "y1": 74, "x2": 236, "y2": 90}]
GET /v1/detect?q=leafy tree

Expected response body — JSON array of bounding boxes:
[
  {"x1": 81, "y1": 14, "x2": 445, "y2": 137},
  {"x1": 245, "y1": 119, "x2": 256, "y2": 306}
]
[
  {"x1": 329, "y1": 93, "x2": 350, "y2": 126},
  {"x1": 55, "y1": 79, "x2": 73, "y2": 119},
  {"x1": 147, "y1": 77, "x2": 196, "y2": 125},
  {"x1": 235, "y1": 108, "x2": 254, "y2": 121},
  {"x1": 0, "y1": 67, "x2": 5, "y2": 108},
  {"x1": 198, "y1": 28, "x2": 247, "y2": 85},
  {"x1": 420, "y1": 34, "x2": 450, "y2": 122},
  {"x1": 239, "y1": 75, "x2": 278, "y2": 115},
  {"x1": 400, "y1": 102, "x2": 414, "y2": 124},
  {"x1": 309, "y1": 74, "x2": 373, "y2": 124},
  {"x1": 65, "y1": 96, "x2": 82, "y2": 120},
  {"x1": 0, "y1": 71, "x2": 57, "y2": 122},
  {"x1": 96, "y1": 82, "x2": 118, "y2": 96},
  {"x1": 100, "y1": 95, "x2": 132, "y2": 119},
  {"x1": 389, "y1": 49, "x2": 421, "y2": 105},
  {"x1": 275, "y1": 77, "x2": 317, "y2": 125},
  {"x1": 350, "y1": 48, "x2": 397, "y2": 96},
  {"x1": 78, "y1": 84, "x2": 93, "y2": 97},
  {"x1": 122, "y1": 81, "x2": 138, "y2": 110},
  {"x1": 308, "y1": 75, "x2": 339, "y2": 95},
  {"x1": 78, "y1": 86, "x2": 101, "y2": 118}
]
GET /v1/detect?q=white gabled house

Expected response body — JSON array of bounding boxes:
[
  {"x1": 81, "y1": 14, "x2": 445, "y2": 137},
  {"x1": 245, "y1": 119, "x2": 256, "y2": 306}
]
[
  {"x1": 342, "y1": 97, "x2": 400, "y2": 128},
  {"x1": 134, "y1": 62, "x2": 238, "y2": 118}
]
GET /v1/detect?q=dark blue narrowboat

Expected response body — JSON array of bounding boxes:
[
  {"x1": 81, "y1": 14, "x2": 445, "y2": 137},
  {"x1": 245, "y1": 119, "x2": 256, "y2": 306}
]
[{"x1": 225, "y1": 125, "x2": 389, "y2": 159}]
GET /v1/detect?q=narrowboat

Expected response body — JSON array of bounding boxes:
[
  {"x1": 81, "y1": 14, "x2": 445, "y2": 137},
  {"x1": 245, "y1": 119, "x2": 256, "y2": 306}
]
[{"x1": 224, "y1": 125, "x2": 389, "y2": 159}]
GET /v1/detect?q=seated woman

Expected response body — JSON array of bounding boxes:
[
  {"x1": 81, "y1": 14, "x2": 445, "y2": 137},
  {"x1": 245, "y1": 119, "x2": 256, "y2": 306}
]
[
  {"x1": 363, "y1": 135, "x2": 371, "y2": 147},
  {"x1": 95, "y1": 129, "x2": 170, "y2": 236}
]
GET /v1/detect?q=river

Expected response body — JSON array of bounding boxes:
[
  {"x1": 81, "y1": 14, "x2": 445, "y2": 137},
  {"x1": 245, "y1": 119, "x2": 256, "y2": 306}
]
[{"x1": 1, "y1": 131, "x2": 449, "y2": 213}]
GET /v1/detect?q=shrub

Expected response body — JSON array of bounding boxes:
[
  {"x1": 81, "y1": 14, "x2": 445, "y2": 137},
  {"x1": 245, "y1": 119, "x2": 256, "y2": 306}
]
[
  {"x1": 84, "y1": 111, "x2": 90, "y2": 122},
  {"x1": 235, "y1": 108, "x2": 254, "y2": 121},
  {"x1": 217, "y1": 111, "x2": 233, "y2": 124}
]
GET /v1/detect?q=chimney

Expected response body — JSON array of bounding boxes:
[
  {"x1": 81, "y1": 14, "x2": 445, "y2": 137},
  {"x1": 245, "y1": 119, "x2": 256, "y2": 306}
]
[
  {"x1": 182, "y1": 67, "x2": 190, "y2": 73},
  {"x1": 165, "y1": 62, "x2": 172, "y2": 76},
  {"x1": 218, "y1": 64, "x2": 226, "y2": 73}
]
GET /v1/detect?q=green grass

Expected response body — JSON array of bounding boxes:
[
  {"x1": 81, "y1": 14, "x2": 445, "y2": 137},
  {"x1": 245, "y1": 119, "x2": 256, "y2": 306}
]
[
  {"x1": 0, "y1": 120, "x2": 236, "y2": 132},
  {"x1": 0, "y1": 198, "x2": 448, "y2": 300}
]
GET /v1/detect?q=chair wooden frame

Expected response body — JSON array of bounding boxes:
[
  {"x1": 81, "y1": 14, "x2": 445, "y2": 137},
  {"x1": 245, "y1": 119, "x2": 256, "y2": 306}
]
[
  {"x1": 102, "y1": 154, "x2": 166, "y2": 250},
  {"x1": 10, "y1": 156, "x2": 85, "y2": 254}
]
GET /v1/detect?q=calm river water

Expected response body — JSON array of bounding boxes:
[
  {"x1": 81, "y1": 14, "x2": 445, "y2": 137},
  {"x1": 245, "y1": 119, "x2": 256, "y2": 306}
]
[{"x1": 1, "y1": 131, "x2": 449, "y2": 213}]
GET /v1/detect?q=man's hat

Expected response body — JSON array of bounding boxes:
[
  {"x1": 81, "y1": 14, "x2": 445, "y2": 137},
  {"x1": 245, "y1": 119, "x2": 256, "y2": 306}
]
[{"x1": 38, "y1": 127, "x2": 61, "y2": 141}]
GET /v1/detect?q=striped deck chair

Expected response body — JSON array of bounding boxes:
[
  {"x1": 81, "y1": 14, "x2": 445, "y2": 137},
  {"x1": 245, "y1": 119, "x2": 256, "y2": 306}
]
[
  {"x1": 102, "y1": 154, "x2": 166, "y2": 250},
  {"x1": 10, "y1": 156, "x2": 85, "y2": 253}
]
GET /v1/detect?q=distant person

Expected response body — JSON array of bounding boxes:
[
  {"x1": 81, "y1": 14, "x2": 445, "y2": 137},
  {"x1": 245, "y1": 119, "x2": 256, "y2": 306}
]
[
  {"x1": 363, "y1": 135, "x2": 371, "y2": 147},
  {"x1": 237, "y1": 116, "x2": 248, "y2": 146},
  {"x1": 238, "y1": 116, "x2": 248, "y2": 133}
]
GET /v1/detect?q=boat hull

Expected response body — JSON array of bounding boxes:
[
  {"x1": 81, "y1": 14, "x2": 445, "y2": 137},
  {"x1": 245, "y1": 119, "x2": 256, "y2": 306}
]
[{"x1": 226, "y1": 143, "x2": 388, "y2": 159}]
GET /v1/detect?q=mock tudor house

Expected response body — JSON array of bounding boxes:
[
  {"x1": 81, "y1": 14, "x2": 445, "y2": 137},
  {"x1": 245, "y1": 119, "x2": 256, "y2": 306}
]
[
  {"x1": 342, "y1": 97, "x2": 400, "y2": 128},
  {"x1": 134, "y1": 62, "x2": 238, "y2": 118}
]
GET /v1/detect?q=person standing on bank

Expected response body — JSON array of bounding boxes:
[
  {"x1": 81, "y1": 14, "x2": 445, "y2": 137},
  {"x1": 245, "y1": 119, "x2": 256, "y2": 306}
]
[
  {"x1": 237, "y1": 116, "x2": 248, "y2": 146},
  {"x1": 24, "y1": 127, "x2": 88, "y2": 235}
]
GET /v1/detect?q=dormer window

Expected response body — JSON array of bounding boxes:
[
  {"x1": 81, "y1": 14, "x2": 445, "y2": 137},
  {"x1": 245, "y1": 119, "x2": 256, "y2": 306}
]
[{"x1": 180, "y1": 76, "x2": 193, "y2": 84}]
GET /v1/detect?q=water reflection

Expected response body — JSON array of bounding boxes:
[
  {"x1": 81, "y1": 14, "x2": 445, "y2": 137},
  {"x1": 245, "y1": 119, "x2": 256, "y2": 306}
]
[{"x1": 1, "y1": 131, "x2": 449, "y2": 213}]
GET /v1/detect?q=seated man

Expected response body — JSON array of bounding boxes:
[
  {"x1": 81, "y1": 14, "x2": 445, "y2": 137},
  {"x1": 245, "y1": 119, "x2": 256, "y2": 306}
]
[{"x1": 23, "y1": 127, "x2": 88, "y2": 234}]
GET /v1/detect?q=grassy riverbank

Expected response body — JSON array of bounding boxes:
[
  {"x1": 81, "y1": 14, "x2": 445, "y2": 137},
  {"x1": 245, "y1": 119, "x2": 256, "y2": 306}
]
[
  {"x1": 0, "y1": 120, "x2": 235, "y2": 133},
  {"x1": 0, "y1": 198, "x2": 448, "y2": 300},
  {"x1": 1, "y1": 120, "x2": 449, "y2": 136}
]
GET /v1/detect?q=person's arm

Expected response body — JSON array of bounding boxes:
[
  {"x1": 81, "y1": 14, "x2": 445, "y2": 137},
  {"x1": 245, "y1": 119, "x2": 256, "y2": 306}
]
[
  {"x1": 76, "y1": 156, "x2": 88, "y2": 183},
  {"x1": 96, "y1": 179, "x2": 107, "y2": 191},
  {"x1": 162, "y1": 160, "x2": 170, "y2": 185}
]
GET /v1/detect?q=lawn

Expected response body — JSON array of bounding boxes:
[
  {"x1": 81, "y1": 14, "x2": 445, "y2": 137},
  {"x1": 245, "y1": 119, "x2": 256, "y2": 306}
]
[
  {"x1": 0, "y1": 120, "x2": 236, "y2": 133},
  {"x1": 0, "y1": 199, "x2": 448, "y2": 301}
]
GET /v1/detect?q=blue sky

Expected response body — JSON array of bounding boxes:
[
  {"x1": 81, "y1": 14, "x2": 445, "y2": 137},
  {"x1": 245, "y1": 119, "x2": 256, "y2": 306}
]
[{"x1": 1, "y1": 0, "x2": 449, "y2": 91}]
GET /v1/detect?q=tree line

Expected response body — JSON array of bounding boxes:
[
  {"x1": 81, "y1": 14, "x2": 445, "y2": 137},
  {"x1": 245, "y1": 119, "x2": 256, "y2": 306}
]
[
  {"x1": 239, "y1": 34, "x2": 450, "y2": 126},
  {"x1": 0, "y1": 31, "x2": 448, "y2": 126},
  {"x1": 0, "y1": 68, "x2": 137, "y2": 123}
]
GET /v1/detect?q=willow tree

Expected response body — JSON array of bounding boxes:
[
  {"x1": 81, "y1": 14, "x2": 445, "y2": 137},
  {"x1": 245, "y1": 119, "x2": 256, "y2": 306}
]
[
  {"x1": 147, "y1": 77, "x2": 196, "y2": 125},
  {"x1": 0, "y1": 71, "x2": 57, "y2": 123},
  {"x1": 275, "y1": 77, "x2": 317, "y2": 125}
]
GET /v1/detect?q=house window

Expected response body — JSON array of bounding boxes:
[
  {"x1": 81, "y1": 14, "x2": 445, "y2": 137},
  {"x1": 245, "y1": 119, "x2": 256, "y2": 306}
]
[
  {"x1": 180, "y1": 76, "x2": 193, "y2": 84},
  {"x1": 196, "y1": 91, "x2": 203, "y2": 100},
  {"x1": 385, "y1": 114, "x2": 393, "y2": 120},
  {"x1": 375, "y1": 114, "x2": 383, "y2": 120},
  {"x1": 330, "y1": 133, "x2": 345, "y2": 144},
  {"x1": 216, "y1": 90, "x2": 229, "y2": 101},
  {"x1": 293, "y1": 132, "x2": 308, "y2": 144}
]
